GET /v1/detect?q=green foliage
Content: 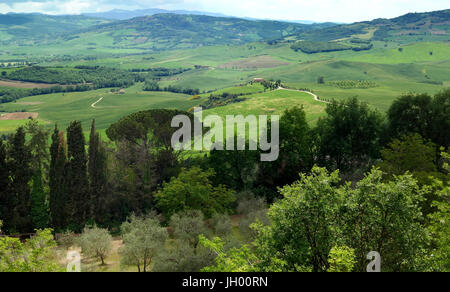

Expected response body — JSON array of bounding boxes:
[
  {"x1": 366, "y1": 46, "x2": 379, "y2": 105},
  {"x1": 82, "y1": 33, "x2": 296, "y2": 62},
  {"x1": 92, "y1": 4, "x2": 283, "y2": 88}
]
[
  {"x1": 31, "y1": 170, "x2": 49, "y2": 230},
  {"x1": 315, "y1": 97, "x2": 385, "y2": 171},
  {"x1": 327, "y1": 80, "x2": 379, "y2": 89},
  {"x1": 253, "y1": 167, "x2": 429, "y2": 272},
  {"x1": 88, "y1": 120, "x2": 108, "y2": 224},
  {"x1": 327, "y1": 246, "x2": 357, "y2": 272},
  {"x1": 119, "y1": 214, "x2": 168, "y2": 272},
  {"x1": 388, "y1": 90, "x2": 450, "y2": 148},
  {"x1": 153, "y1": 239, "x2": 216, "y2": 272},
  {"x1": 0, "y1": 229, "x2": 62, "y2": 272},
  {"x1": 291, "y1": 41, "x2": 372, "y2": 54},
  {"x1": 259, "y1": 167, "x2": 343, "y2": 272},
  {"x1": 155, "y1": 167, "x2": 236, "y2": 219},
  {"x1": 260, "y1": 106, "x2": 312, "y2": 196},
  {"x1": 49, "y1": 126, "x2": 68, "y2": 231},
  {"x1": 8, "y1": 66, "x2": 136, "y2": 88},
  {"x1": 170, "y1": 210, "x2": 208, "y2": 248},
  {"x1": 0, "y1": 140, "x2": 9, "y2": 225},
  {"x1": 66, "y1": 121, "x2": 89, "y2": 231},
  {"x1": 5, "y1": 127, "x2": 33, "y2": 233},
  {"x1": 211, "y1": 213, "x2": 233, "y2": 237},
  {"x1": 77, "y1": 225, "x2": 113, "y2": 265},
  {"x1": 343, "y1": 169, "x2": 428, "y2": 272},
  {"x1": 200, "y1": 235, "x2": 260, "y2": 272}
]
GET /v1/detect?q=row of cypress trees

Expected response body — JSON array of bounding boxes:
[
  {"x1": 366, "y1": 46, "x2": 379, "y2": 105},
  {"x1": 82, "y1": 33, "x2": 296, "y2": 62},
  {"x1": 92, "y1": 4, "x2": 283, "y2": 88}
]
[{"x1": 0, "y1": 119, "x2": 107, "y2": 234}]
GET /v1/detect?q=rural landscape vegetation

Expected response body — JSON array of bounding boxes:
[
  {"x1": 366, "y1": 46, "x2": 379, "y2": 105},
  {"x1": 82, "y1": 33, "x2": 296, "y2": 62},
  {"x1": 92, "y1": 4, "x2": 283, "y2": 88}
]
[{"x1": 0, "y1": 2, "x2": 449, "y2": 273}]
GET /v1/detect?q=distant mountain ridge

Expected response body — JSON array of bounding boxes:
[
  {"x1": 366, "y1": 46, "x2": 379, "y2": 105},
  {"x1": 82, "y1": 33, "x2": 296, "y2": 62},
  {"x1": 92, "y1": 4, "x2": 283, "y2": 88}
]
[
  {"x1": 72, "y1": 13, "x2": 334, "y2": 50},
  {"x1": 0, "y1": 13, "x2": 111, "y2": 41},
  {"x1": 83, "y1": 8, "x2": 228, "y2": 20},
  {"x1": 296, "y1": 9, "x2": 450, "y2": 42}
]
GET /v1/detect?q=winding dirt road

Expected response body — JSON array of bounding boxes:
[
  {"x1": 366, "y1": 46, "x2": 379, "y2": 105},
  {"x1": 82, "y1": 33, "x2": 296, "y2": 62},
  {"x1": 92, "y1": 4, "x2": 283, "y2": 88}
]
[
  {"x1": 91, "y1": 96, "x2": 104, "y2": 108},
  {"x1": 277, "y1": 87, "x2": 330, "y2": 104}
]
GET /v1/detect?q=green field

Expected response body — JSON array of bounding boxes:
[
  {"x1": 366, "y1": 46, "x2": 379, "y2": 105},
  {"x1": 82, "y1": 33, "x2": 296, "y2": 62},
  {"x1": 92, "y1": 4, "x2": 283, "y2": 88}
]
[
  {"x1": 0, "y1": 83, "x2": 198, "y2": 133},
  {"x1": 204, "y1": 89, "x2": 326, "y2": 124}
]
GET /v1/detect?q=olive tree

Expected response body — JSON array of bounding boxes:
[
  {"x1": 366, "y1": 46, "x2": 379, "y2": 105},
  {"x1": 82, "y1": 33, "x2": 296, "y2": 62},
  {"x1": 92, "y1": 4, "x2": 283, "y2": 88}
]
[
  {"x1": 119, "y1": 215, "x2": 168, "y2": 272},
  {"x1": 77, "y1": 225, "x2": 112, "y2": 266}
]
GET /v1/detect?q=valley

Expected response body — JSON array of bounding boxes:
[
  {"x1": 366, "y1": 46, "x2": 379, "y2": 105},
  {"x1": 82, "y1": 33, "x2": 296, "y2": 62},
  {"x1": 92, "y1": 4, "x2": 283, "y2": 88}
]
[{"x1": 0, "y1": 4, "x2": 449, "y2": 274}]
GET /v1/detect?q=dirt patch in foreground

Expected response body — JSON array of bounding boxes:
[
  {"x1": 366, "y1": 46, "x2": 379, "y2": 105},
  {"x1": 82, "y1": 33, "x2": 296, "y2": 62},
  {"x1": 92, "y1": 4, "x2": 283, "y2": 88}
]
[{"x1": 0, "y1": 112, "x2": 39, "y2": 120}]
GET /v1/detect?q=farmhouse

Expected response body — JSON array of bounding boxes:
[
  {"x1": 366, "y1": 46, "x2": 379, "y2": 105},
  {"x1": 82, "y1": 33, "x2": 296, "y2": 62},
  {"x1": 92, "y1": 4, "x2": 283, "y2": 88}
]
[{"x1": 253, "y1": 78, "x2": 265, "y2": 83}]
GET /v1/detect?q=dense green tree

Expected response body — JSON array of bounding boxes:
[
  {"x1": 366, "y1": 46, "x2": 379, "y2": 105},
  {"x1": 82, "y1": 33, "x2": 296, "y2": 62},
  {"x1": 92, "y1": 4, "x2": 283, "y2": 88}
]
[
  {"x1": 31, "y1": 170, "x2": 49, "y2": 230},
  {"x1": 378, "y1": 134, "x2": 447, "y2": 215},
  {"x1": 66, "y1": 121, "x2": 89, "y2": 230},
  {"x1": 342, "y1": 169, "x2": 428, "y2": 272},
  {"x1": 49, "y1": 127, "x2": 68, "y2": 230},
  {"x1": 0, "y1": 140, "x2": 9, "y2": 226},
  {"x1": 208, "y1": 136, "x2": 260, "y2": 193},
  {"x1": 88, "y1": 120, "x2": 108, "y2": 224},
  {"x1": 388, "y1": 90, "x2": 450, "y2": 148},
  {"x1": 25, "y1": 120, "x2": 49, "y2": 172},
  {"x1": 251, "y1": 167, "x2": 429, "y2": 272},
  {"x1": 315, "y1": 97, "x2": 385, "y2": 171},
  {"x1": 258, "y1": 107, "x2": 312, "y2": 200},
  {"x1": 7, "y1": 127, "x2": 33, "y2": 233},
  {"x1": 154, "y1": 167, "x2": 236, "y2": 219},
  {"x1": 255, "y1": 167, "x2": 344, "y2": 272},
  {"x1": 0, "y1": 229, "x2": 62, "y2": 272}
]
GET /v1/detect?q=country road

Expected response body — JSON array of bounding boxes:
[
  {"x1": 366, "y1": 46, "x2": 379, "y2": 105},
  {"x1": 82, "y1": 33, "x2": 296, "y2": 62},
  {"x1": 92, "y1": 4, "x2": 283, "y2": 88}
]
[
  {"x1": 91, "y1": 96, "x2": 104, "y2": 108},
  {"x1": 277, "y1": 87, "x2": 330, "y2": 104}
]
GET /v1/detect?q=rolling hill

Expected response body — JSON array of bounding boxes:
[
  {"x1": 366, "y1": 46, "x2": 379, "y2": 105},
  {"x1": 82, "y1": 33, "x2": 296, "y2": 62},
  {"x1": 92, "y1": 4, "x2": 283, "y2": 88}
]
[
  {"x1": 296, "y1": 9, "x2": 450, "y2": 43},
  {"x1": 70, "y1": 14, "x2": 334, "y2": 50},
  {"x1": 84, "y1": 8, "x2": 228, "y2": 20},
  {"x1": 0, "y1": 13, "x2": 111, "y2": 43}
]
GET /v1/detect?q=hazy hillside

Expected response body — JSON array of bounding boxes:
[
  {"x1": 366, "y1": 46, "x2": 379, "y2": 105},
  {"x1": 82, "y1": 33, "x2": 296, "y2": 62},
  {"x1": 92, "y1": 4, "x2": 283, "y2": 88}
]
[
  {"x1": 71, "y1": 14, "x2": 334, "y2": 50},
  {"x1": 84, "y1": 8, "x2": 228, "y2": 20},
  {"x1": 296, "y1": 9, "x2": 450, "y2": 43},
  {"x1": 0, "y1": 13, "x2": 111, "y2": 42}
]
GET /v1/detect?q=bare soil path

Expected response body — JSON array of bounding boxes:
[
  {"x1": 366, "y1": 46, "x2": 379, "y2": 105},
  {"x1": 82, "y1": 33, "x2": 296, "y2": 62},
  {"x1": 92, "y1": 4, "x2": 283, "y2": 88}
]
[
  {"x1": 277, "y1": 87, "x2": 330, "y2": 104},
  {"x1": 91, "y1": 96, "x2": 104, "y2": 108}
]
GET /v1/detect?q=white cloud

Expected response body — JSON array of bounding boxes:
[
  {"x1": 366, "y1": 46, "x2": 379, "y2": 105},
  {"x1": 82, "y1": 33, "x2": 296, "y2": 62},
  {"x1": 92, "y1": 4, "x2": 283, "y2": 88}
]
[{"x1": 0, "y1": 0, "x2": 448, "y2": 22}]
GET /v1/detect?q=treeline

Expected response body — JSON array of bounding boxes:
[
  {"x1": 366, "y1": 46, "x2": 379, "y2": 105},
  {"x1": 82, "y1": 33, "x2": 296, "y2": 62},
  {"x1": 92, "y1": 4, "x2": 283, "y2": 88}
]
[
  {"x1": 143, "y1": 80, "x2": 200, "y2": 95},
  {"x1": 130, "y1": 67, "x2": 191, "y2": 77},
  {"x1": 6, "y1": 66, "x2": 139, "y2": 88},
  {"x1": 0, "y1": 84, "x2": 94, "y2": 104},
  {"x1": 291, "y1": 40, "x2": 373, "y2": 54},
  {"x1": 327, "y1": 80, "x2": 379, "y2": 89},
  {"x1": 201, "y1": 92, "x2": 246, "y2": 109},
  {"x1": 0, "y1": 90, "x2": 449, "y2": 272}
]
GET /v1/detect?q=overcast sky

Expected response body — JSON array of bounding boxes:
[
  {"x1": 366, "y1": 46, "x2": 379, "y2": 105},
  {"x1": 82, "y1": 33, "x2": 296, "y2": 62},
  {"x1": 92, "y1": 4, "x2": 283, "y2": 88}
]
[{"x1": 0, "y1": 0, "x2": 448, "y2": 23}]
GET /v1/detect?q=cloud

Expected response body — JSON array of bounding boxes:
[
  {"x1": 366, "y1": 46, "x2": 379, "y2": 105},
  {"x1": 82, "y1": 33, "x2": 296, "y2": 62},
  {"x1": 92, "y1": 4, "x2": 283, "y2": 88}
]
[{"x1": 0, "y1": 0, "x2": 448, "y2": 22}]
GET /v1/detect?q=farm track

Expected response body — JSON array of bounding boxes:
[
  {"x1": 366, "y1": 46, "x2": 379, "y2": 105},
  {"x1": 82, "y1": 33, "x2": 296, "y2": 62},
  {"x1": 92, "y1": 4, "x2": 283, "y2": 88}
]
[
  {"x1": 91, "y1": 96, "x2": 104, "y2": 108},
  {"x1": 277, "y1": 87, "x2": 330, "y2": 104}
]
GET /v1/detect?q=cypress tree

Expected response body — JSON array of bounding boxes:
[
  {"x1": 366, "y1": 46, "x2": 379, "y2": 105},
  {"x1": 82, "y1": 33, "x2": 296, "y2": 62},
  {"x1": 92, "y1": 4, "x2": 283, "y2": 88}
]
[
  {"x1": 31, "y1": 169, "x2": 49, "y2": 229},
  {"x1": 49, "y1": 127, "x2": 69, "y2": 231},
  {"x1": 66, "y1": 121, "x2": 89, "y2": 230},
  {"x1": 88, "y1": 120, "x2": 107, "y2": 224},
  {"x1": 8, "y1": 127, "x2": 33, "y2": 233},
  {"x1": 0, "y1": 140, "x2": 10, "y2": 230}
]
